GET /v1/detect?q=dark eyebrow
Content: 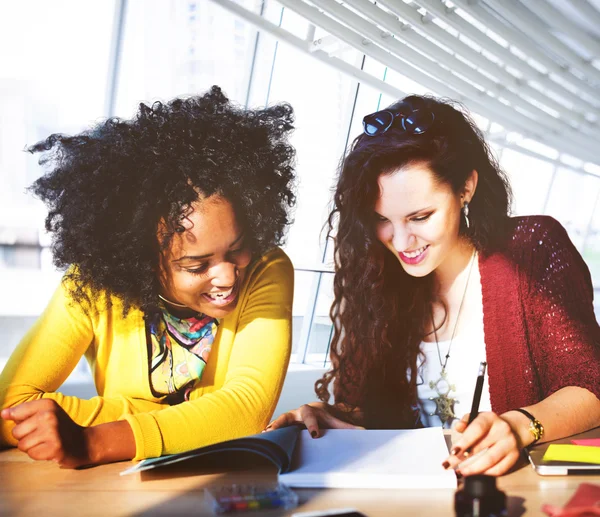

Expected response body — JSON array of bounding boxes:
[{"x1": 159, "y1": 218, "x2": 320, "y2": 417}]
[
  {"x1": 405, "y1": 206, "x2": 433, "y2": 218},
  {"x1": 374, "y1": 207, "x2": 433, "y2": 219},
  {"x1": 173, "y1": 233, "x2": 245, "y2": 263}
]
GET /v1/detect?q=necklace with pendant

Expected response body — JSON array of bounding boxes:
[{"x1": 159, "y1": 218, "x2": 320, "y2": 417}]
[{"x1": 428, "y1": 250, "x2": 477, "y2": 428}]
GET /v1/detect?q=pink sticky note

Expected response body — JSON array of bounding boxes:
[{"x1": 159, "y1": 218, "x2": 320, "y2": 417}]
[{"x1": 571, "y1": 438, "x2": 600, "y2": 447}]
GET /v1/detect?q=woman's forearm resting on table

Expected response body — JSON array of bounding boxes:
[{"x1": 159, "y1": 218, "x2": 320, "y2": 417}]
[
  {"x1": 502, "y1": 386, "x2": 600, "y2": 448},
  {"x1": 84, "y1": 420, "x2": 136, "y2": 465},
  {"x1": 0, "y1": 399, "x2": 136, "y2": 467}
]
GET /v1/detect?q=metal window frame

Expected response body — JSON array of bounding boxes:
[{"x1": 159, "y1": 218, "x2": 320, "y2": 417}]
[
  {"x1": 526, "y1": 0, "x2": 600, "y2": 58},
  {"x1": 107, "y1": 0, "x2": 600, "y2": 363},
  {"x1": 481, "y1": 0, "x2": 600, "y2": 84},
  {"x1": 304, "y1": 0, "x2": 599, "y2": 150},
  {"x1": 274, "y1": 0, "x2": 599, "y2": 162},
  {"x1": 379, "y1": 0, "x2": 600, "y2": 118},
  {"x1": 352, "y1": 0, "x2": 595, "y2": 129},
  {"x1": 104, "y1": 0, "x2": 127, "y2": 118},
  {"x1": 418, "y1": 0, "x2": 600, "y2": 104}
]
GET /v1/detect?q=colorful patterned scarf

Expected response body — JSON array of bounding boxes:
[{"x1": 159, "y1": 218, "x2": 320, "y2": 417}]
[{"x1": 148, "y1": 304, "x2": 218, "y2": 401}]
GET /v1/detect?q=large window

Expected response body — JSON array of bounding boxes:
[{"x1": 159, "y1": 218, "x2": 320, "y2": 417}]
[
  {"x1": 1, "y1": 0, "x2": 599, "y2": 377},
  {"x1": 0, "y1": 0, "x2": 116, "y2": 375},
  {"x1": 114, "y1": 0, "x2": 260, "y2": 115}
]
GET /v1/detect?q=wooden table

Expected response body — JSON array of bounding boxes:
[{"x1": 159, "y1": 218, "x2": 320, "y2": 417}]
[{"x1": 0, "y1": 447, "x2": 598, "y2": 517}]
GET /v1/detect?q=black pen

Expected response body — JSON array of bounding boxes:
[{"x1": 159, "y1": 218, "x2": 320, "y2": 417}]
[
  {"x1": 468, "y1": 361, "x2": 487, "y2": 424},
  {"x1": 448, "y1": 362, "x2": 488, "y2": 465}
]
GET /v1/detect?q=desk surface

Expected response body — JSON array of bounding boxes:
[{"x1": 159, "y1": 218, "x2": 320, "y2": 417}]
[{"x1": 1, "y1": 448, "x2": 598, "y2": 517}]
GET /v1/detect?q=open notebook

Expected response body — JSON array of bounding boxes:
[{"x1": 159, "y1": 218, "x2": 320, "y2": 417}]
[{"x1": 121, "y1": 426, "x2": 456, "y2": 489}]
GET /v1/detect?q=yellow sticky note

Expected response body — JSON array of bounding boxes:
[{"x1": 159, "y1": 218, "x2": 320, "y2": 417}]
[{"x1": 542, "y1": 444, "x2": 600, "y2": 465}]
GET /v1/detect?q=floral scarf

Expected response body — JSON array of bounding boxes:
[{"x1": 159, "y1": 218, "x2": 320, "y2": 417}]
[{"x1": 147, "y1": 304, "x2": 218, "y2": 401}]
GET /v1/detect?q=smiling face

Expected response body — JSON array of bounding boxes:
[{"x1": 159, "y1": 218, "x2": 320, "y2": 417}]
[
  {"x1": 158, "y1": 195, "x2": 252, "y2": 319},
  {"x1": 374, "y1": 162, "x2": 475, "y2": 278}
]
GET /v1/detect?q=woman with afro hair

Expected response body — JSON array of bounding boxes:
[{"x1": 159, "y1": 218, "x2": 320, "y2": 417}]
[{"x1": 0, "y1": 86, "x2": 297, "y2": 468}]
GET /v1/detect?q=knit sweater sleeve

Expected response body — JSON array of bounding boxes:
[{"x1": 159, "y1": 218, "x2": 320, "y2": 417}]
[
  {"x1": 0, "y1": 278, "x2": 168, "y2": 447},
  {"x1": 520, "y1": 216, "x2": 600, "y2": 402}
]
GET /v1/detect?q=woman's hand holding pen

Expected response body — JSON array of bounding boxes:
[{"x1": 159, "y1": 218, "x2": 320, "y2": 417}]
[
  {"x1": 265, "y1": 402, "x2": 365, "y2": 438},
  {"x1": 442, "y1": 362, "x2": 522, "y2": 476},
  {"x1": 443, "y1": 411, "x2": 521, "y2": 476}
]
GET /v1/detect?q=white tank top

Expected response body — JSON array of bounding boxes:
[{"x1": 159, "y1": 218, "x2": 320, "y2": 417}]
[{"x1": 416, "y1": 258, "x2": 491, "y2": 428}]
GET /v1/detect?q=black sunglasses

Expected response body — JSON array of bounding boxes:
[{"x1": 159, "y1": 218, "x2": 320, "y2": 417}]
[{"x1": 362, "y1": 104, "x2": 435, "y2": 137}]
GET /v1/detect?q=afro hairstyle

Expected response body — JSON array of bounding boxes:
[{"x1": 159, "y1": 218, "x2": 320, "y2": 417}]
[{"x1": 29, "y1": 86, "x2": 296, "y2": 315}]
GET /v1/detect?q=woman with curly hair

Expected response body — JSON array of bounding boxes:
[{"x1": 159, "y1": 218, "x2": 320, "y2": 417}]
[
  {"x1": 268, "y1": 95, "x2": 600, "y2": 476},
  {"x1": 0, "y1": 86, "x2": 296, "y2": 468}
]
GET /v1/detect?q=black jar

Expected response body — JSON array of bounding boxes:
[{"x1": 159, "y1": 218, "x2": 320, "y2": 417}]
[{"x1": 455, "y1": 475, "x2": 507, "y2": 517}]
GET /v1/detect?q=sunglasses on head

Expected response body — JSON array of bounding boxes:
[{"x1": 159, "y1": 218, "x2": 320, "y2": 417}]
[{"x1": 362, "y1": 102, "x2": 435, "y2": 137}]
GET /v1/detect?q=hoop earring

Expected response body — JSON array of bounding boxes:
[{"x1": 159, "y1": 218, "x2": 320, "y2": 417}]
[
  {"x1": 158, "y1": 294, "x2": 188, "y2": 308},
  {"x1": 462, "y1": 202, "x2": 470, "y2": 229}
]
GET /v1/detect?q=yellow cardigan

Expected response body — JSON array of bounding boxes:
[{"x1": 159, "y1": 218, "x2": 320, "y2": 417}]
[{"x1": 0, "y1": 248, "x2": 293, "y2": 460}]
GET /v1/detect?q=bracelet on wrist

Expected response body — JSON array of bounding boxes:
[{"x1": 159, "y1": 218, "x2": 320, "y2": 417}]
[{"x1": 513, "y1": 408, "x2": 544, "y2": 445}]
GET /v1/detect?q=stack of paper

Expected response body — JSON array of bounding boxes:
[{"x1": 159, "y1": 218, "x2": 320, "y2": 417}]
[{"x1": 279, "y1": 427, "x2": 456, "y2": 489}]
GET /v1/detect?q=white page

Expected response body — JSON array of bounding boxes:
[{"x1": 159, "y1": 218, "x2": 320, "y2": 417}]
[{"x1": 279, "y1": 427, "x2": 456, "y2": 489}]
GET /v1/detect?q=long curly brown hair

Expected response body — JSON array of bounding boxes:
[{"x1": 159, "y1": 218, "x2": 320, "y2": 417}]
[{"x1": 316, "y1": 95, "x2": 512, "y2": 428}]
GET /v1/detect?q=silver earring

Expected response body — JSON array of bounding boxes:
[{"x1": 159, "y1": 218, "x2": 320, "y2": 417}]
[{"x1": 462, "y1": 202, "x2": 470, "y2": 229}]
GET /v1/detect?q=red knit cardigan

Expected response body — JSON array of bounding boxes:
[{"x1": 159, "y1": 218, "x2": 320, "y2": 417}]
[
  {"x1": 334, "y1": 215, "x2": 600, "y2": 424},
  {"x1": 480, "y1": 215, "x2": 600, "y2": 414}
]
